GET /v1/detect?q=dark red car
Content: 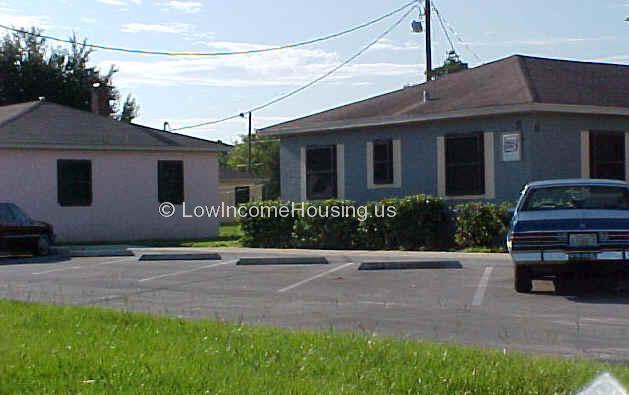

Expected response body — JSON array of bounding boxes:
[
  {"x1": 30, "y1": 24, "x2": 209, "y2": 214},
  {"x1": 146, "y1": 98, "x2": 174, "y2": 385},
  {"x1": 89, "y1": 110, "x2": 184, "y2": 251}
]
[{"x1": 0, "y1": 203, "x2": 55, "y2": 256}]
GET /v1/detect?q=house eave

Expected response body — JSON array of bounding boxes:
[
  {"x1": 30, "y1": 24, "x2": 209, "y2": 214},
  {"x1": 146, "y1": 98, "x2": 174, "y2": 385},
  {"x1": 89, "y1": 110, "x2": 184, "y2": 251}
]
[
  {"x1": 0, "y1": 144, "x2": 229, "y2": 153},
  {"x1": 260, "y1": 103, "x2": 629, "y2": 137}
]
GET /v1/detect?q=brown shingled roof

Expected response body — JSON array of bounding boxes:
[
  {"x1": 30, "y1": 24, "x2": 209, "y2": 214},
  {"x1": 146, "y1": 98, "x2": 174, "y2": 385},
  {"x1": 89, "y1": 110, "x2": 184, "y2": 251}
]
[
  {"x1": 260, "y1": 55, "x2": 629, "y2": 135},
  {"x1": 0, "y1": 101, "x2": 229, "y2": 152}
]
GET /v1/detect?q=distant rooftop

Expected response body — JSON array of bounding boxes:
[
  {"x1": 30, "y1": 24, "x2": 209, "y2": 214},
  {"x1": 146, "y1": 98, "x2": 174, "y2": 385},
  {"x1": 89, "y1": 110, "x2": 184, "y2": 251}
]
[
  {"x1": 0, "y1": 101, "x2": 229, "y2": 152},
  {"x1": 261, "y1": 55, "x2": 629, "y2": 135}
]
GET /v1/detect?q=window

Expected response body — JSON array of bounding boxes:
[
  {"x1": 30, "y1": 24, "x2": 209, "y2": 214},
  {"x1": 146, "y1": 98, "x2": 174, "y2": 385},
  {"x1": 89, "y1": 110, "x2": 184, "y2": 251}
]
[
  {"x1": 306, "y1": 145, "x2": 337, "y2": 200},
  {"x1": 522, "y1": 186, "x2": 629, "y2": 211},
  {"x1": 0, "y1": 203, "x2": 17, "y2": 224},
  {"x1": 373, "y1": 139, "x2": 394, "y2": 185},
  {"x1": 590, "y1": 131, "x2": 625, "y2": 181},
  {"x1": 445, "y1": 134, "x2": 485, "y2": 196},
  {"x1": 57, "y1": 159, "x2": 92, "y2": 206},
  {"x1": 158, "y1": 161, "x2": 184, "y2": 204},
  {"x1": 235, "y1": 186, "x2": 250, "y2": 205}
]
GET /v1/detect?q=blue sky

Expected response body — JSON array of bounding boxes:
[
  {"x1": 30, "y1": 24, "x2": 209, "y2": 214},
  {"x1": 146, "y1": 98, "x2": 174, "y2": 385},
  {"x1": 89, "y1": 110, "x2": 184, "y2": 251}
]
[{"x1": 1, "y1": 0, "x2": 628, "y2": 143}]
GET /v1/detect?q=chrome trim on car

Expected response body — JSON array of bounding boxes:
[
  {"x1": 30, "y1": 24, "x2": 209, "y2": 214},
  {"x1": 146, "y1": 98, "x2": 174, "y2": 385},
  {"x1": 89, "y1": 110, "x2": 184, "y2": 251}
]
[{"x1": 511, "y1": 249, "x2": 628, "y2": 264}]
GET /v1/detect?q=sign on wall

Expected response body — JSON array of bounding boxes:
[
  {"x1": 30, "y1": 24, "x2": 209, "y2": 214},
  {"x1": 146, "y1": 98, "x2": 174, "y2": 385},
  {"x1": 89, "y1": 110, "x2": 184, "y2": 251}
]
[{"x1": 502, "y1": 133, "x2": 521, "y2": 162}]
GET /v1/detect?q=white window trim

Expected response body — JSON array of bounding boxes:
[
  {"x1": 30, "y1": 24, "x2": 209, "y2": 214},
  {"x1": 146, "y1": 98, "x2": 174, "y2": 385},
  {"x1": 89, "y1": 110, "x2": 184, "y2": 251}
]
[
  {"x1": 366, "y1": 139, "x2": 402, "y2": 189},
  {"x1": 300, "y1": 144, "x2": 344, "y2": 201},
  {"x1": 581, "y1": 130, "x2": 590, "y2": 178},
  {"x1": 437, "y1": 132, "x2": 495, "y2": 200}
]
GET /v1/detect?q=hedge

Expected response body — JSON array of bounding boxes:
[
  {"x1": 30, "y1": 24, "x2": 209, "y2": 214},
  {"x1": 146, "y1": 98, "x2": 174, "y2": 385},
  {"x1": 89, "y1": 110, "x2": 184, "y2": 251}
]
[
  {"x1": 238, "y1": 196, "x2": 512, "y2": 251},
  {"x1": 453, "y1": 202, "x2": 512, "y2": 250}
]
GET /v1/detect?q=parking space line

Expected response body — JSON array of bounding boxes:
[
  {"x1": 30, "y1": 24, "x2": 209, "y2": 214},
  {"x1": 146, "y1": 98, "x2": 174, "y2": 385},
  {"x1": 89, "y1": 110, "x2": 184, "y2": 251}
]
[
  {"x1": 137, "y1": 259, "x2": 237, "y2": 283},
  {"x1": 32, "y1": 257, "x2": 135, "y2": 275},
  {"x1": 278, "y1": 262, "x2": 356, "y2": 293},
  {"x1": 472, "y1": 266, "x2": 493, "y2": 306}
]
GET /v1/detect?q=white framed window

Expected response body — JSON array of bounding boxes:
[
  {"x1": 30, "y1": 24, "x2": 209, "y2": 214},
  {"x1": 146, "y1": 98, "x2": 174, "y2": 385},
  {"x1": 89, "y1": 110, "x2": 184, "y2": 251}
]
[
  {"x1": 366, "y1": 139, "x2": 401, "y2": 189},
  {"x1": 437, "y1": 132, "x2": 495, "y2": 199},
  {"x1": 300, "y1": 144, "x2": 344, "y2": 201}
]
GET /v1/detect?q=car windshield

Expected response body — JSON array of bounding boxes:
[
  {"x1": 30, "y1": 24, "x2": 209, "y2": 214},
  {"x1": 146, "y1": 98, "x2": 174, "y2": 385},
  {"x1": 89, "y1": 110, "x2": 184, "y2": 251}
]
[{"x1": 522, "y1": 185, "x2": 629, "y2": 211}]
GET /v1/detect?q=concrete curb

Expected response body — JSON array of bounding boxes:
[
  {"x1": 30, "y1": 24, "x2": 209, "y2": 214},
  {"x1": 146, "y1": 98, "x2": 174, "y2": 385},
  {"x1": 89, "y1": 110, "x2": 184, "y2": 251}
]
[
  {"x1": 139, "y1": 253, "x2": 222, "y2": 261},
  {"x1": 237, "y1": 257, "x2": 329, "y2": 265},
  {"x1": 358, "y1": 261, "x2": 463, "y2": 270},
  {"x1": 52, "y1": 247, "x2": 134, "y2": 258}
]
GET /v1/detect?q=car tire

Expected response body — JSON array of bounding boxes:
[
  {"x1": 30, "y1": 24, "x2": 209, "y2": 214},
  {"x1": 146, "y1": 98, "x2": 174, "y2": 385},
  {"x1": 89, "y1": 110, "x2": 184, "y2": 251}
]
[
  {"x1": 514, "y1": 266, "x2": 533, "y2": 293},
  {"x1": 35, "y1": 235, "x2": 51, "y2": 256}
]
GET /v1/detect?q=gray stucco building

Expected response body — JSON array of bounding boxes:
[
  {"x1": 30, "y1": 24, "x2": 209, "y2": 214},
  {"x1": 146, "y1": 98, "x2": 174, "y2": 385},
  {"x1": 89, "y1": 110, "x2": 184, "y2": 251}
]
[{"x1": 260, "y1": 55, "x2": 629, "y2": 204}]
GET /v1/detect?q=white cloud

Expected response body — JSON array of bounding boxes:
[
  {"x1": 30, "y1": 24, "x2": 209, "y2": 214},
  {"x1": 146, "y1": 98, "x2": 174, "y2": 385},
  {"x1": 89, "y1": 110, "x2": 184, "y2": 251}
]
[
  {"x1": 158, "y1": 0, "x2": 203, "y2": 13},
  {"x1": 97, "y1": 0, "x2": 141, "y2": 6},
  {"x1": 372, "y1": 38, "x2": 420, "y2": 51},
  {"x1": 80, "y1": 17, "x2": 97, "y2": 24},
  {"x1": 120, "y1": 22, "x2": 192, "y2": 34},
  {"x1": 100, "y1": 40, "x2": 419, "y2": 89},
  {"x1": 0, "y1": 4, "x2": 50, "y2": 29}
]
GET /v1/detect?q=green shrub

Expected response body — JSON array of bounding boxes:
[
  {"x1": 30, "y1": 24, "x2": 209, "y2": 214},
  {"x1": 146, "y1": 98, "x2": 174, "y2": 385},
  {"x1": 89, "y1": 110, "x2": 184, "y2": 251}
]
[
  {"x1": 454, "y1": 202, "x2": 511, "y2": 250},
  {"x1": 356, "y1": 195, "x2": 452, "y2": 251},
  {"x1": 293, "y1": 199, "x2": 360, "y2": 249},
  {"x1": 239, "y1": 200, "x2": 295, "y2": 248}
]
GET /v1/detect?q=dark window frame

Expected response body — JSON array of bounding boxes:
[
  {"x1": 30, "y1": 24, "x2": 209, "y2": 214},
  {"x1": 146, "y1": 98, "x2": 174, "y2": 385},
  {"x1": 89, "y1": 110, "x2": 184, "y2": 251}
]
[
  {"x1": 158, "y1": 160, "x2": 184, "y2": 204},
  {"x1": 57, "y1": 159, "x2": 93, "y2": 207},
  {"x1": 372, "y1": 139, "x2": 395, "y2": 185},
  {"x1": 234, "y1": 186, "x2": 251, "y2": 205},
  {"x1": 590, "y1": 131, "x2": 625, "y2": 181},
  {"x1": 306, "y1": 145, "x2": 337, "y2": 200},
  {"x1": 445, "y1": 133, "x2": 485, "y2": 196}
]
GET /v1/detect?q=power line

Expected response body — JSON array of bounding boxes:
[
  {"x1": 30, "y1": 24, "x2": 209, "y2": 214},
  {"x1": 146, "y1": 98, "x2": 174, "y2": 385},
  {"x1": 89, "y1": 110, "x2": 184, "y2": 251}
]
[
  {"x1": 171, "y1": 4, "x2": 418, "y2": 131},
  {"x1": 431, "y1": 1, "x2": 455, "y2": 52},
  {"x1": 429, "y1": 0, "x2": 482, "y2": 62},
  {"x1": 0, "y1": 1, "x2": 417, "y2": 57}
]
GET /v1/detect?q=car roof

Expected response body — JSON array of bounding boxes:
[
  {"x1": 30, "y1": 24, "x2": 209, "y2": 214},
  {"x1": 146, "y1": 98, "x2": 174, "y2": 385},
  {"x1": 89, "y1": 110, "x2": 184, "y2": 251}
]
[{"x1": 526, "y1": 178, "x2": 629, "y2": 188}]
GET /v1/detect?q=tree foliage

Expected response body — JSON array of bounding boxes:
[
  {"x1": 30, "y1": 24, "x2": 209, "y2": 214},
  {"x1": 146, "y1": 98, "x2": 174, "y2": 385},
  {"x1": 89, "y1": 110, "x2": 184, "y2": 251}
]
[
  {"x1": 225, "y1": 133, "x2": 280, "y2": 199},
  {"x1": 117, "y1": 94, "x2": 140, "y2": 123},
  {"x1": 432, "y1": 50, "x2": 468, "y2": 80},
  {"x1": 0, "y1": 28, "x2": 137, "y2": 120}
]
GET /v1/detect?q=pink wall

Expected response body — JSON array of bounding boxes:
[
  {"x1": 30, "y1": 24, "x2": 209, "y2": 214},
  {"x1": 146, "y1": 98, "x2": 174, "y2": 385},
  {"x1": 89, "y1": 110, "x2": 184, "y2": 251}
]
[{"x1": 0, "y1": 148, "x2": 219, "y2": 242}]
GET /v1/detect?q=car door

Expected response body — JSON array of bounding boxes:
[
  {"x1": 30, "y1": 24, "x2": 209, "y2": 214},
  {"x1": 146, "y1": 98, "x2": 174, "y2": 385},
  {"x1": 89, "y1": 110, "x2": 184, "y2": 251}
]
[
  {"x1": 0, "y1": 204, "x2": 19, "y2": 252},
  {"x1": 9, "y1": 204, "x2": 39, "y2": 251}
]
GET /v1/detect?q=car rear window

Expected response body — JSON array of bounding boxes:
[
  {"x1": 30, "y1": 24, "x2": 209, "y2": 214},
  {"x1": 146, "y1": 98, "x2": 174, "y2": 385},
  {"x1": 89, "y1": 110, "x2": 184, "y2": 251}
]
[{"x1": 522, "y1": 186, "x2": 629, "y2": 211}]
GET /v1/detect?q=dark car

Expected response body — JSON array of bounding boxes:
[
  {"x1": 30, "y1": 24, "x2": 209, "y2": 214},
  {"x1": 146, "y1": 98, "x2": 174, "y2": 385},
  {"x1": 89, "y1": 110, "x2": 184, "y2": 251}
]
[
  {"x1": 0, "y1": 203, "x2": 55, "y2": 256},
  {"x1": 507, "y1": 179, "x2": 629, "y2": 294}
]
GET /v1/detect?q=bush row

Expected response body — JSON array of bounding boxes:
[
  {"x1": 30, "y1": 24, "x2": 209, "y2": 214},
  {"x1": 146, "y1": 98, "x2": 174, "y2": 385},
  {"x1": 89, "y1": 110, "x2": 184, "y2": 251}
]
[{"x1": 239, "y1": 196, "x2": 511, "y2": 251}]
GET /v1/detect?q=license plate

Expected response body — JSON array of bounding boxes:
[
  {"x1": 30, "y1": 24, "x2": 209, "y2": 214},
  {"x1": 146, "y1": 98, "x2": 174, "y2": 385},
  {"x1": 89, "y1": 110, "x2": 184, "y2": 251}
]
[
  {"x1": 568, "y1": 252, "x2": 597, "y2": 261},
  {"x1": 569, "y1": 233, "x2": 598, "y2": 247}
]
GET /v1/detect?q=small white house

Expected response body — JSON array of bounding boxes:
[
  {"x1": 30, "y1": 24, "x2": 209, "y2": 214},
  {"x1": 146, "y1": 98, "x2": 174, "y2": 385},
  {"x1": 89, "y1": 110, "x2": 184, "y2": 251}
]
[
  {"x1": 0, "y1": 100, "x2": 228, "y2": 242},
  {"x1": 218, "y1": 167, "x2": 267, "y2": 223}
]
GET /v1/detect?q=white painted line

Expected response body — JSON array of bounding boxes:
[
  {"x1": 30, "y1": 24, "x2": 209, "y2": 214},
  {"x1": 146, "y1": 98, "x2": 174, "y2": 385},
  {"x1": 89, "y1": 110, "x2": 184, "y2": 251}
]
[
  {"x1": 32, "y1": 257, "x2": 135, "y2": 275},
  {"x1": 278, "y1": 262, "x2": 355, "y2": 293},
  {"x1": 138, "y1": 259, "x2": 237, "y2": 283},
  {"x1": 472, "y1": 266, "x2": 493, "y2": 306}
]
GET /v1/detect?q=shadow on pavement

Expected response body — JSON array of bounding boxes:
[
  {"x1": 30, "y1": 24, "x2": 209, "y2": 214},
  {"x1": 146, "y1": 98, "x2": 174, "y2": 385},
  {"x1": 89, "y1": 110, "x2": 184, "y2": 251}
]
[{"x1": 0, "y1": 255, "x2": 71, "y2": 266}]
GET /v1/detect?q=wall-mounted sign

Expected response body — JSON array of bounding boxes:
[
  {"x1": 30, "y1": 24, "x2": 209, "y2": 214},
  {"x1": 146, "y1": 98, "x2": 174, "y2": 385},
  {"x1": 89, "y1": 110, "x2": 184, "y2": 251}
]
[{"x1": 502, "y1": 133, "x2": 521, "y2": 162}]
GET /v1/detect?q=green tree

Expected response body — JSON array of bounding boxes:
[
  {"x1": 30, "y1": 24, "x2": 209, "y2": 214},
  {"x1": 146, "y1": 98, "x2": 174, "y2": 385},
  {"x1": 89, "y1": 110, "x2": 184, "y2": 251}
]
[
  {"x1": 432, "y1": 50, "x2": 468, "y2": 80},
  {"x1": 225, "y1": 133, "x2": 280, "y2": 199},
  {"x1": 117, "y1": 94, "x2": 140, "y2": 123},
  {"x1": 0, "y1": 27, "x2": 137, "y2": 118}
]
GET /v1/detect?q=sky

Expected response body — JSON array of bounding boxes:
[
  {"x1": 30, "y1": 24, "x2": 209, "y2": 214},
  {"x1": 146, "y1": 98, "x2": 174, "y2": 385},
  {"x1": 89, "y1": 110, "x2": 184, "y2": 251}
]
[{"x1": 1, "y1": 0, "x2": 628, "y2": 143}]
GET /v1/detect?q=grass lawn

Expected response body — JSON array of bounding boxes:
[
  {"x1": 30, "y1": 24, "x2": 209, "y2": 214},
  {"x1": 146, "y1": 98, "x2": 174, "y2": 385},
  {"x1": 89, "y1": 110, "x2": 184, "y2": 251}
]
[
  {"x1": 142, "y1": 223, "x2": 244, "y2": 248},
  {"x1": 0, "y1": 300, "x2": 627, "y2": 394}
]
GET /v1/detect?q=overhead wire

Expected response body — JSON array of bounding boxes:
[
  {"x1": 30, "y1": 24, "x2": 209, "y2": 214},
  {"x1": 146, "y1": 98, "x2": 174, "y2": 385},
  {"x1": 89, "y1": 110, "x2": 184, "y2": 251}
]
[
  {"x1": 429, "y1": 0, "x2": 482, "y2": 62},
  {"x1": 0, "y1": 1, "x2": 417, "y2": 57},
  {"x1": 171, "y1": 3, "x2": 418, "y2": 131}
]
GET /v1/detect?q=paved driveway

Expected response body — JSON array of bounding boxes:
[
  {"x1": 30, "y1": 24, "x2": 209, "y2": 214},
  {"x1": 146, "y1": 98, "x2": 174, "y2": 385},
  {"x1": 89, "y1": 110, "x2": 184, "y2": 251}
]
[{"x1": 1, "y1": 247, "x2": 628, "y2": 362}]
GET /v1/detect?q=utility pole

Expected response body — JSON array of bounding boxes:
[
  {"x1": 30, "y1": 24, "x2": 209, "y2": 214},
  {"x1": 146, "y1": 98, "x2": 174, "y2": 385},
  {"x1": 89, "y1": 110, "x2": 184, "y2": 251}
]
[
  {"x1": 248, "y1": 112, "x2": 253, "y2": 173},
  {"x1": 425, "y1": 0, "x2": 432, "y2": 81}
]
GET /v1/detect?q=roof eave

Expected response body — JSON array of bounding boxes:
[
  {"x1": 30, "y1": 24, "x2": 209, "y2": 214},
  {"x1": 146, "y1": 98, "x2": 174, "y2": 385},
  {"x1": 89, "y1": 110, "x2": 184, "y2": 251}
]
[
  {"x1": 0, "y1": 144, "x2": 229, "y2": 153},
  {"x1": 260, "y1": 103, "x2": 629, "y2": 137}
]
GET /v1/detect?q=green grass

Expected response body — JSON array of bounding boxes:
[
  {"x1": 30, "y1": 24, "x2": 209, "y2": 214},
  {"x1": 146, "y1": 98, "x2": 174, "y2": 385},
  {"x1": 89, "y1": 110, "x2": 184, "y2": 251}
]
[
  {"x1": 0, "y1": 300, "x2": 627, "y2": 394},
  {"x1": 142, "y1": 223, "x2": 244, "y2": 248}
]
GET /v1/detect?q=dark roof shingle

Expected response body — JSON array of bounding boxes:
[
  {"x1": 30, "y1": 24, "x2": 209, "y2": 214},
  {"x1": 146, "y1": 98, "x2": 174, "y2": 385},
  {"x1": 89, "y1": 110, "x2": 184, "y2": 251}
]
[
  {"x1": 0, "y1": 101, "x2": 227, "y2": 152},
  {"x1": 260, "y1": 55, "x2": 629, "y2": 135}
]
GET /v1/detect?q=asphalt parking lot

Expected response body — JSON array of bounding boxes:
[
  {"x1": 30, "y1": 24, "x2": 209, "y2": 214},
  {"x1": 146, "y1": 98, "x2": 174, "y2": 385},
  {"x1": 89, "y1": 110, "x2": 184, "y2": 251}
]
[{"x1": 1, "y1": 247, "x2": 628, "y2": 363}]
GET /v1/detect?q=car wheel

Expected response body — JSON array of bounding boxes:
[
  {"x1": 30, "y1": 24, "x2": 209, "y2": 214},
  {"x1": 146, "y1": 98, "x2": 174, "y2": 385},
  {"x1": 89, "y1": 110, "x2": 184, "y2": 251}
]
[
  {"x1": 553, "y1": 275, "x2": 570, "y2": 295},
  {"x1": 35, "y1": 235, "x2": 51, "y2": 256},
  {"x1": 514, "y1": 266, "x2": 532, "y2": 293}
]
